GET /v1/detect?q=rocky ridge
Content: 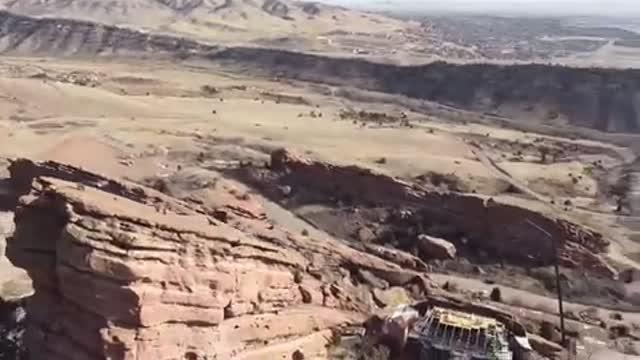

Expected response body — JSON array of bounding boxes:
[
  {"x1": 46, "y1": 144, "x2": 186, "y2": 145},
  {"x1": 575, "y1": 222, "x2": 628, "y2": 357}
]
[
  {"x1": 5, "y1": 159, "x2": 431, "y2": 360},
  {"x1": 243, "y1": 149, "x2": 616, "y2": 278}
]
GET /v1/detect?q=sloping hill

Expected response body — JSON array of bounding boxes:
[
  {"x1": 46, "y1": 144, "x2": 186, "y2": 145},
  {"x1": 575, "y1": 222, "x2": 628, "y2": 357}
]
[
  {"x1": 0, "y1": 0, "x2": 414, "y2": 45},
  {"x1": 0, "y1": 9, "x2": 639, "y2": 134},
  {"x1": 0, "y1": 0, "x2": 175, "y2": 28},
  {"x1": 0, "y1": 10, "x2": 212, "y2": 55}
]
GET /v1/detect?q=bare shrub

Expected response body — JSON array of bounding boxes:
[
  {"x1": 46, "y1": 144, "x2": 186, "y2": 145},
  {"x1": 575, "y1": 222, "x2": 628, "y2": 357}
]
[{"x1": 201, "y1": 85, "x2": 218, "y2": 95}]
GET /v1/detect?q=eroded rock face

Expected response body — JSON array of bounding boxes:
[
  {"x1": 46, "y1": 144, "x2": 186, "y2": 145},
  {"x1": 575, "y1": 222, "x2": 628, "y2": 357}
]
[
  {"x1": 270, "y1": 148, "x2": 424, "y2": 206},
  {"x1": 6, "y1": 159, "x2": 428, "y2": 360},
  {"x1": 263, "y1": 149, "x2": 615, "y2": 278}
]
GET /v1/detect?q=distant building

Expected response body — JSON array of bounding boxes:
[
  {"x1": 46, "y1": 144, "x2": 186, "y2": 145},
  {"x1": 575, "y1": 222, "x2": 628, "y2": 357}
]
[{"x1": 412, "y1": 307, "x2": 515, "y2": 360}]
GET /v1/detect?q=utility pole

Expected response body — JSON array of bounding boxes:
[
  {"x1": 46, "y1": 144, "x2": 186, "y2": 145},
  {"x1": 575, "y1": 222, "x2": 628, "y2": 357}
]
[{"x1": 525, "y1": 219, "x2": 566, "y2": 345}]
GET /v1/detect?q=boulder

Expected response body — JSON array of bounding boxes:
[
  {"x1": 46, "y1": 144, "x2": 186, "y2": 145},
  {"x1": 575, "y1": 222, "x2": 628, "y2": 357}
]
[
  {"x1": 357, "y1": 269, "x2": 389, "y2": 289},
  {"x1": 528, "y1": 334, "x2": 563, "y2": 359},
  {"x1": 417, "y1": 234, "x2": 456, "y2": 260},
  {"x1": 372, "y1": 287, "x2": 411, "y2": 308},
  {"x1": 270, "y1": 148, "x2": 312, "y2": 172},
  {"x1": 357, "y1": 226, "x2": 376, "y2": 243},
  {"x1": 363, "y1": 243, "x2": 429, "y2": 272}
]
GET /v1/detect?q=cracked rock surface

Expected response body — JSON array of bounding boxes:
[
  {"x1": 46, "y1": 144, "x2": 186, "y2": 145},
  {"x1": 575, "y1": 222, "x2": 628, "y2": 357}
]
[{"x1": 6, "y1": 159, "x2": 428, "y2": 360}]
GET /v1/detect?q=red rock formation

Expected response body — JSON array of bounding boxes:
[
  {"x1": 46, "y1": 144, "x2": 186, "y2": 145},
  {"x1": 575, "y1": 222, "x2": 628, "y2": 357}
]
[
  {"x1": 6, "y1": 159, "x2": 429, "y2": 360},
  {"x1": 268, "y1": 149, "x2": 616, "y2": 278},
  {"x1": 270, "y1": 148, "x2": 425, "y2": 205}
]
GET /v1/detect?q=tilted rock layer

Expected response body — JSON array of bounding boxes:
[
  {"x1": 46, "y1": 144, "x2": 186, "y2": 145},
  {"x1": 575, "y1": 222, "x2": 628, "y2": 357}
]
[
  {"x1": 267, "y1": 149, "x2": 615, "y2": 277},
  {"x1": 7, "y1": 160, "x2": 427, "y2": 360}
]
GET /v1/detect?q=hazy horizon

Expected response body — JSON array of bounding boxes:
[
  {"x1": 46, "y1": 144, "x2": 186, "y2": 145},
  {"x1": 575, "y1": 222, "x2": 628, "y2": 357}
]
[{"x1": 315, "y1": 0, "x2": 640, "y2": 17}]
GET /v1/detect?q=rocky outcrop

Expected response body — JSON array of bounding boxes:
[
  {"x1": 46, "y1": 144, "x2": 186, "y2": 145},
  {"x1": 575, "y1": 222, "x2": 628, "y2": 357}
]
[
  {"x1": 269, "y1": 148, "x2": 425, "y2": 206},
  {"x1": 263, "y1": 149, "x2": 615, "y2": 277},
  {"x1": 417, "y1": 234, "x2": 456, "y2": 260},
  {"x1": 261, "y1": 0, "x2": 290, "y2": 19},
  {"x1": 6, "y1": 159, "x2": 430, "y2": 360}
]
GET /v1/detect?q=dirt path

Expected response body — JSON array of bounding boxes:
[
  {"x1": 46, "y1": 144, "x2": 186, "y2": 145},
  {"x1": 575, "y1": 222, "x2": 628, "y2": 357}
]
[
  {"x1": 469, "y1": 142, "x2": 548, "y2": 202},
  {"x1": 469, "y1": 142, "x2": 640, "y2": 269},
  {"x1": 470, "y1": 142, "x2": 638, "y2": 221},
  {"x1": 430, "y1": 273, "x2": 640, "y2": 323}
]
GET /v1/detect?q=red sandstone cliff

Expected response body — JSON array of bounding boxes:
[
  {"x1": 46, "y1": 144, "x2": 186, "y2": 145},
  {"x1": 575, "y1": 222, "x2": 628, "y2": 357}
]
[
  {"x1": 6, "y1": 159, "x2": 428, "y2": 360},
  {"x1": 267, "y1": 149, "x2": 616, "y2": 278}
]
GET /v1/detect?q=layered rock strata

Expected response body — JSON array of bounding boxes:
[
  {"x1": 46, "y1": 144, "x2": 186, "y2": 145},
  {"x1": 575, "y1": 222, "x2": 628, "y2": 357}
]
[
  {"x1": 267, "y1": 149, "x2": 615, "y2": 277},
  {"x1": 6, "y1": 159, "x2": 428, "y2": 360}
]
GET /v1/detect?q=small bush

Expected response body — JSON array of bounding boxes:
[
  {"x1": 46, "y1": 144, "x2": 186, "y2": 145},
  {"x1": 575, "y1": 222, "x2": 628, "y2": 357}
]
[
  {"x1": 201, "y1": 85, "x2": 218, "y2": 94},
  {"x1": 490, "y1": 287, "x2": 502, "y2": 302}
]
